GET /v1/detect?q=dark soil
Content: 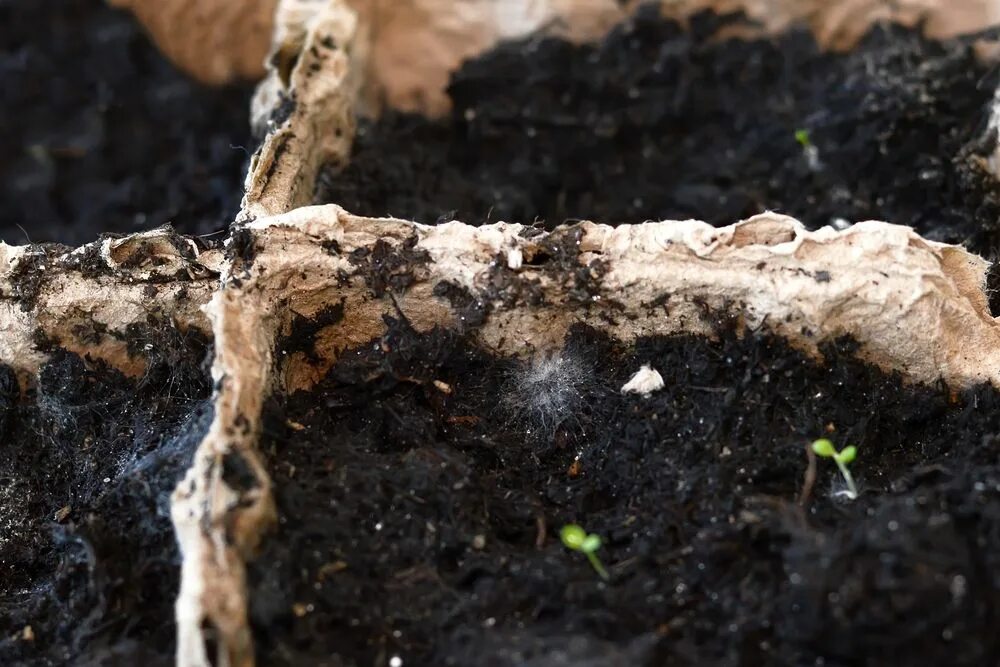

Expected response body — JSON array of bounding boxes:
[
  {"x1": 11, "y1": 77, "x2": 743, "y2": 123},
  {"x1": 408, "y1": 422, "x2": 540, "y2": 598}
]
[
  {"x1": 0, "y1": 0, "x2": 253, "y2": 247},
  {"x1": 316, "y1": 8, "x2": 1000, "y2": 255},
  {"x1": 0, "y1": 320, "x2": 213, "y2": 666},
  {"x1": 250, "y1": 314, "x2": 1000, "y2": 666},
  {"x1": 7, "y1": 4, "x2": 1000, "y2": 665}
]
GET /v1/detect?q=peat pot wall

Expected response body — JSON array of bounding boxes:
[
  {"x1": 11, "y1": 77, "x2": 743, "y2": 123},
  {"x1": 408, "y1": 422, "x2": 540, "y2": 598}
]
[
  {"x1": 182, "y1": 204, "x2": 1000, "y2": 665},
  {"x1": 0, "y1": 229, "x2": 221, "y2": 664},
  {"x1": 5, "y1": 1, "x2": 1000, "y2": 666},
  {"x1": 190, "y1": 0, "x2": 1000, "y2": 662}
]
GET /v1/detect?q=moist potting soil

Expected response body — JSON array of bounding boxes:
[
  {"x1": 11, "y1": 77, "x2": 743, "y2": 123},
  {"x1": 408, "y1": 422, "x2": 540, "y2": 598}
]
[
  {"x1": 316, "y1": 8, "x2": 1000, "y2": 257},
  {"x1": 250, "y1": 313, "x2": 1000, "y2": 666},
  {"x1": 0, "y1": 321, "x2": 213, "y2": 666},
  {"x1": 0, "y1": 0, "x2": 253, "y2": 246},
  {"x1": 6, "y1": 3, "x2": 1000, "y2": 666}
]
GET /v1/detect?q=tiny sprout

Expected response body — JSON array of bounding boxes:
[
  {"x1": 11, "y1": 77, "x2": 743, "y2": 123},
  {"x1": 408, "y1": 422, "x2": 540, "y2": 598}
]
[
  {"x1": 812, "y1": 438, "x2": 858, "y2": 500},
  {"x1": 560, "y1": 524, "x2": 609, "y2": 580},
  {"x1": 795, "y1": 128, "x2": 812, "y2": 148}
]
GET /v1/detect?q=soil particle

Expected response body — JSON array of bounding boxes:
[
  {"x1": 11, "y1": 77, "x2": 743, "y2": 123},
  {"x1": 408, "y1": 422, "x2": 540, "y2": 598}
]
[
  {"x1": 348, "y1": 236, "x2": 431, "y2": 298},
  {"x1": 60, "y1": 241, "x2": 116, "y2": 281},
  {"x1": 0, "y1": 364, "x2": 18, "y2": 438},
  {"x1": 266, "y1": 93, "x2": 298, "y2": 136},
  {"x1": 3, "y1": 248, "x2": 55, "y2": 312},
  {"x1": 279, "y1": 301, "x2": 347, "y2": 362},
  {"x1": 249, "y1": 314, "x2": 1000, "y2": 666},
  {"x1": 228, "y1": 227, "x2": 260, "y2": 271},
  {"x1": 432, "y1": 281, "x2": 489, "y2": 330},
  {"x1": 0, "y1": 329, "x2": 212, "y2": 665},
  {"x1": 316, "y1": 9, "x2": 1000, "y2": 257},
  {"x1": 222, "y1": 451, "x2": 261, "y2": 494},
  {"x1": 0, "y1": 0, "x2": 253, "y2": 246}
]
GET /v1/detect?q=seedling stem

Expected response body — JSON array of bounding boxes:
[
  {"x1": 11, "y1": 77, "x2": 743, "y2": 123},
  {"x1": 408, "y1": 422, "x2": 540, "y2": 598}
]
[
  {"x1": 811, "y1": 438, "x2": 858, "y2": 500},
  {"x1": 560, "y1": 524, "x2": 609, "y2": 580}
]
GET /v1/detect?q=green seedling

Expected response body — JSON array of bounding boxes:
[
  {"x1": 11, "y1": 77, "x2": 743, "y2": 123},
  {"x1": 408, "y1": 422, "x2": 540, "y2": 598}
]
[
  {"x1": 795, "y1": 128, "x2": 822, "y2": 171},
  {"x1": 560, "y1": 524, "x2": 609, "y2": 580},
  {"x1": 795, "y1": 128, "x2": 812, "y2": 149},
  {"x1": 812, "y1": 438, "x2": 858, "y2": 500}
]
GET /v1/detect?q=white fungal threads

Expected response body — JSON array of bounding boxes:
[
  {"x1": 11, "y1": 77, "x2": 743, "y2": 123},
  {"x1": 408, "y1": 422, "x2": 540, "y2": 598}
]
[
  {"x1": 621, "y1": 365, "x2": 664, "y2": 396},
  {"x1": 502, "y1": 350, "x2": 591, "y2": 437}
]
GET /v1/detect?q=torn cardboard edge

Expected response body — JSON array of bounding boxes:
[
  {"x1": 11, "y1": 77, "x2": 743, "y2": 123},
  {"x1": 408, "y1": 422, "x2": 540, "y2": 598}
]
[
  {"x1": 0, "y1": 228, "x2": 222, "y2": 388},
  {"x1": 241, "y1": 0, "x2": 364, "y2": 222},
  {"x1": 238, "y1": 206, "x2": 1000, "y2": 393},
  {"x1": 172, "y1": 205, "x2": 1000, "y2": 666}
]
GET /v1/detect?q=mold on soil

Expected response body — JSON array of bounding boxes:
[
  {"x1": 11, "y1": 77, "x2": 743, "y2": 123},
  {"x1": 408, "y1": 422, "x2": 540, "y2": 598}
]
[
  {"x1": 316, "y1": 9, "x2": 1000, "y2": 255},
  {"x1": 0, "y1": 0, "x2": 253, "y2": 246},
  {"x1": 0, "y1": 323, "x2": 213, "y2": 666},
  {"x1": 249, "y1": 314, "x2": 1000, "y2": 666}
]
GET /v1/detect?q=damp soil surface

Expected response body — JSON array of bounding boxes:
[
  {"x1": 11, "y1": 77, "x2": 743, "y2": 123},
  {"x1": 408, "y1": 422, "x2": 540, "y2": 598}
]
[
  {"x1": 251, "y1": 315, "x2": 1000, "y2": 666},
  {"x1": 0, "y1": 0, "x2": 253, "y2": 246},
  {"x1": 316, "y1": 9, "x2": 1000, "y2": 255},
  {"x1": 0, "y1": 322, "x2": 212, "y2": 666}
]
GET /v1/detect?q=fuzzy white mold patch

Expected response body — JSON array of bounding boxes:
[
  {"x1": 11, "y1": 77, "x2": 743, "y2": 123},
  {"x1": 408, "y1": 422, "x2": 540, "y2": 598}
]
[{"x1": 502, "y1": 350, "x2": 593, "y2": 437}]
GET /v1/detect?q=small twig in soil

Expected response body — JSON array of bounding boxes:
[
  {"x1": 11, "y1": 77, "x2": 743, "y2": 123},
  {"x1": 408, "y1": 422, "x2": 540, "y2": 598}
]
[
  {"x1": 445, "y1": 415, "x2": 480, "y2": 425},
  {"x1": 798, "y1": 441, "x2": 817, "y2": 507},
  {"x1": 745, "y1": 495, "x2": 808, "y2": 529},
  {"x1": 535, "y1": 515, "x2": 547, "y2": 549}
]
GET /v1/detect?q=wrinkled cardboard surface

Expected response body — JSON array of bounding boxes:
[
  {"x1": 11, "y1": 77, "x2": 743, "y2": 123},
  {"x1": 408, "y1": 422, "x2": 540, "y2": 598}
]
[
  {"x1": 110, "y1": 0, "x2": 278, "y2": 84},
  {"x1": 241, "y1": 0, "x2": 363, "y2": 222},
  {"x1": 0, "y1": 229, "x2": 221, "y2": 387},
  {"x1": 244, "y1": 206, "x2": 1000, "y2": 391}
]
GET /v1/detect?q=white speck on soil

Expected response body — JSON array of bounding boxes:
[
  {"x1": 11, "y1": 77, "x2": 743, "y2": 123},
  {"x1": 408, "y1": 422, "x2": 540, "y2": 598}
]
[{"x1": 621, "y1": 365, "x2": 664, "y2": 396}]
